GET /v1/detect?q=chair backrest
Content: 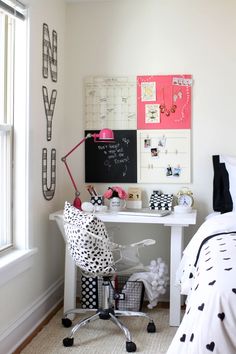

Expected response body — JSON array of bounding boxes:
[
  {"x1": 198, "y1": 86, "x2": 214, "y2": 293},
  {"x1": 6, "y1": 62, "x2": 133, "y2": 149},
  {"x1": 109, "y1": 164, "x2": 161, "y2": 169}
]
[{"x1": 63, "y1": 202, "x2": 116, "y2": 277}]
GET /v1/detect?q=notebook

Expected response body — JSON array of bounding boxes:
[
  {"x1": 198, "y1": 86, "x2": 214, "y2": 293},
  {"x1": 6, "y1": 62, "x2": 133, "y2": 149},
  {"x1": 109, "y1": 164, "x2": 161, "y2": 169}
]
[{"x1": 117, "y1": 208, "x2": 171, "y2": 217}]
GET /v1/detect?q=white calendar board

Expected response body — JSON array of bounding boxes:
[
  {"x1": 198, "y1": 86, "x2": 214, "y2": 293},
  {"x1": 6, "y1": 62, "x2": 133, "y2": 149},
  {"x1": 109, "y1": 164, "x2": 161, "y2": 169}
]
[
  {"x1": 84, "y1": 76, "x2": 137, "y2": 130},
  {"x1": 137, "y1": 129, "x2": 191, "y2": 183}
]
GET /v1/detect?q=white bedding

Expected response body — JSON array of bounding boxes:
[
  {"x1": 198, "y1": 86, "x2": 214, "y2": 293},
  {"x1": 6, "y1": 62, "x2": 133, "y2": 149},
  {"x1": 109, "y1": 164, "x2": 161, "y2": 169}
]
[{"x1": 167, "y1": 212, "x2": 236, "y2": 354}]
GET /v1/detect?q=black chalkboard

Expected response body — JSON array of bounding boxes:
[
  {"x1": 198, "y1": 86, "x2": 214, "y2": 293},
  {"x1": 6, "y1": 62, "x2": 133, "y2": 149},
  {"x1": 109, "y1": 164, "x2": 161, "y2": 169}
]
[{"x1": 85, "y1": 130, "x2": 137, "y2": 183}]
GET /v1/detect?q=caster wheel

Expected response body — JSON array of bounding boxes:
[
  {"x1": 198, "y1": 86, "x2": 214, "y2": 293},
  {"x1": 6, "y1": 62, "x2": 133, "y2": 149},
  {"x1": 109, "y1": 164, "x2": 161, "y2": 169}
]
[
  {"x1": 63, "y1": 337, "x2": 74, "y2": 347},
  {"x1": 62, "y1": 318, "x2": 72, "y2": 328},
  {"x1": 126, "y1": 341, "x2": 137, "y2": 352},
  {"x1": 147, "y1": 322, "x2": 156, "y2": 333}
]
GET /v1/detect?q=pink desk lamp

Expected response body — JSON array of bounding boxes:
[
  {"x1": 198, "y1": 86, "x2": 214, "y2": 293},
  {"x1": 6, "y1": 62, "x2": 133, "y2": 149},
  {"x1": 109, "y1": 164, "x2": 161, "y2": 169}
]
[{"x1": 61, "y1": 128, "x2": 114, "y2": 209}]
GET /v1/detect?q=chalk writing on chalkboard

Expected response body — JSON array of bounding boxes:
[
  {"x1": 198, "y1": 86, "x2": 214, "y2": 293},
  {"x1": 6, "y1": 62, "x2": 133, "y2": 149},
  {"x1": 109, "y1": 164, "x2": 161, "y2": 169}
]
[{"x1": 85, "y1": 130, "x2": 137, "y2": 183}]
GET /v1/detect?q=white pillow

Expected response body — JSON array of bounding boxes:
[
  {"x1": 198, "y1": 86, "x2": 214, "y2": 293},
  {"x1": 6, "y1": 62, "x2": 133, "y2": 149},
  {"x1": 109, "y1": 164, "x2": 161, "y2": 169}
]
[{"x1": 220, "y1": 155, "x2": 236, "y2": 210}]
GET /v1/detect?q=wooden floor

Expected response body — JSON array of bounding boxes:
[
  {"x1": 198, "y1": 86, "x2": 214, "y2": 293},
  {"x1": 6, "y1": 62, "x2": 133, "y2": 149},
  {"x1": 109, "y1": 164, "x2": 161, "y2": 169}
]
[{"x1": 13, "y1": 301, "x2": 63, "y2": 354}]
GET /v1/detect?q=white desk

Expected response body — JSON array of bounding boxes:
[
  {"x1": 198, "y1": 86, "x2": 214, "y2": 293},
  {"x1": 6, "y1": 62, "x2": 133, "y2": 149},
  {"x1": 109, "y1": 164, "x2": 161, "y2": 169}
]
[{"x1": 49, "y1": 209, "x2": 197, "y2": 326}]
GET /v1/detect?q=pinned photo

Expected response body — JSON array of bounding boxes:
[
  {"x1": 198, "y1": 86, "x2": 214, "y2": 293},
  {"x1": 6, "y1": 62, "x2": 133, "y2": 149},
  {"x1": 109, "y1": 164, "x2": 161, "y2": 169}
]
[
  {"x1": 166, "y1": 165, "x2": 172, "y2": 176},
  {"x1": 151, "y1": 148, "x2": 159, "y2": 157},
  {"x1": 145, "y1": 104, "x2": 160, "y2": 124},
  {"x1": 173, "y1": 165, "x2": 181, "y2": 177},
  {"x1": 141, "y1": 82, "x2": 156, "y2": 101},
  {"x1": 158, "y1": 135, "x2": 166, "y2": 148},
  {"x1": 144, "y1": 138, "x2": 151, "y2": 148}
]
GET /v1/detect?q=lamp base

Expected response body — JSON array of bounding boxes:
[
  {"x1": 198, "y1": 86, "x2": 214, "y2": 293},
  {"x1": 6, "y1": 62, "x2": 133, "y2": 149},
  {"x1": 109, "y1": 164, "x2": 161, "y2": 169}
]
[{"x1": 73, "y1": 196, "x2": 82, "y2": 210}]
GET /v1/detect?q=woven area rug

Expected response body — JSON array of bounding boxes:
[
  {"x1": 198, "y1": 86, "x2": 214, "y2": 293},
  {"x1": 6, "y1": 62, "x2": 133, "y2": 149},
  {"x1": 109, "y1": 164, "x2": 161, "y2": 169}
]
[{"x1": 20, "y1": 307, "x2": 177, "y2": 354}]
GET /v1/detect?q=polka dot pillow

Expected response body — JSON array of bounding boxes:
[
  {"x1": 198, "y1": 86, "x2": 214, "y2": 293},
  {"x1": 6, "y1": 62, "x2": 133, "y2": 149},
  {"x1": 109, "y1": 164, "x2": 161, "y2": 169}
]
[{"x1": 63, "y1": 202, "x2": 116, "y2": 276}]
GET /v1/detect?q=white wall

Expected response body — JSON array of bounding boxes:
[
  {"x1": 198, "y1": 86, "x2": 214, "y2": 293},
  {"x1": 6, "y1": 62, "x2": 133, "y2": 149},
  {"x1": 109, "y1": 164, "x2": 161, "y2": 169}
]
[
  {"x1": 64, "y1": 0, "x2": 236, "y2": 267},
  {"x1": 27, "y1": 0, "x2": 66, "y2": 288}
]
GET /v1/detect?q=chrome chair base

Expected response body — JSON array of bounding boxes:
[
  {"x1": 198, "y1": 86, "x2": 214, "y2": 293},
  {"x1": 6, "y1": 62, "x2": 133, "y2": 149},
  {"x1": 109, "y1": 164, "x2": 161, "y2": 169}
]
[
  {"x1": 62, "y1": 307, "x2": 156, "y2": 352},
  {"x1": 62, "y1": 278, "x2": 156, "y2": 353}
]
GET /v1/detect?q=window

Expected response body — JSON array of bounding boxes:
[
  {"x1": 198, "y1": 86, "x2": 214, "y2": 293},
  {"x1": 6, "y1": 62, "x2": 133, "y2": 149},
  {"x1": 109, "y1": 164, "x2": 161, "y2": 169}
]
[
  {"x1": 0, "y1": 1, "x2": 37, "y2": 287},
  {"x1": 0, "y1": 1, "x2": 26, "y2": 252}
]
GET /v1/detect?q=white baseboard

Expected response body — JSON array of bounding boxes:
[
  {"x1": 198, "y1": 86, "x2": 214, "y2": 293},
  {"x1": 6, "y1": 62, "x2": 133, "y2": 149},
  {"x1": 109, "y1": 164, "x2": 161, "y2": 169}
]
[{"x1": 0, "y1": 276, "x2": 64, "y2": 354}]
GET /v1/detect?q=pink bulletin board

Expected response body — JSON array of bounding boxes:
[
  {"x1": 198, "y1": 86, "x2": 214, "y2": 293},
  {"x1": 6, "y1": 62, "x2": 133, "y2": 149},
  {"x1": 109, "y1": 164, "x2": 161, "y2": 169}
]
[{"x1": 137, "y1": 75, "x2": 192, "y2": 130}]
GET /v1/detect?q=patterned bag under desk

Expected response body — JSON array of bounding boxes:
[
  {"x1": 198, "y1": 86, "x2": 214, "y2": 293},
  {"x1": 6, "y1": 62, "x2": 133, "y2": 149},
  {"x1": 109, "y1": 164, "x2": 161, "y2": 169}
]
[
  {"x1": 81, "y1": 276, "x2": 115, "y2": 309},
  {"x1": 81, "y1": 275, "x2": 144, "y2": 311},
  {"x1": 81, "y1": 276, "x2": 99, "y2": 309},
  {"x1": 149, "y1": 190, "x2": 173, "y2": 211}
]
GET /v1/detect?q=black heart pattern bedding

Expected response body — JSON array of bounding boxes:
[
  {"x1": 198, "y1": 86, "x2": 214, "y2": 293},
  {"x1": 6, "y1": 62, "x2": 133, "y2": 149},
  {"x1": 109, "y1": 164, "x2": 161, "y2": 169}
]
[{"x1": 167, "y1": 231, "x2": 236, "y2": 354}]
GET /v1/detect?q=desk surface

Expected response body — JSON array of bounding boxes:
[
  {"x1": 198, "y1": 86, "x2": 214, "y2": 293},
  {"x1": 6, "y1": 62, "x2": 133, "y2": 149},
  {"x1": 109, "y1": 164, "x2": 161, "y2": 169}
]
[{"x1": 50, "y1": 209, "x2": 197, "y2": 226}]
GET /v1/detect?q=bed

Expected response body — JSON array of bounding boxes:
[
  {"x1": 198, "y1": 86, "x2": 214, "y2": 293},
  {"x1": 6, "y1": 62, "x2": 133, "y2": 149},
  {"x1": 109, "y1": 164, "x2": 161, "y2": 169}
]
[{"x1": 167, "y1": 155, "x2": 236, "y2": 354}]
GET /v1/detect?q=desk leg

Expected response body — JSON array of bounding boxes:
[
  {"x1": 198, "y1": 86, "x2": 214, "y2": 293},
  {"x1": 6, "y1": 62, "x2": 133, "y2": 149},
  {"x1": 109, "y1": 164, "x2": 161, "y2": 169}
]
[
  {"x1": 169, "y1": 225, "x2": 183, "y2": 326},
  {"x1": 64, "y1": 248, "x2": 77, "y2": 320}
]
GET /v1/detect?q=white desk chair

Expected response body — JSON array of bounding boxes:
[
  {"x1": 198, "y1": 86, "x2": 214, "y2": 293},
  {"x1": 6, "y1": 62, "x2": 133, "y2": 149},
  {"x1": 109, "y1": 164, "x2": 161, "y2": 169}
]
[{"x1": 61, "y1": 202, "x2": 156, "y2": 353}]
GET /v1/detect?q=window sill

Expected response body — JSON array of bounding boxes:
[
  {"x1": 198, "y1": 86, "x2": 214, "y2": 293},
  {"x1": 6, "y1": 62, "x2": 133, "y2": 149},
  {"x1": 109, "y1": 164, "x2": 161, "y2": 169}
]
[{"x1": 0, "y1": 248, "x2": 38, "y2": 287}]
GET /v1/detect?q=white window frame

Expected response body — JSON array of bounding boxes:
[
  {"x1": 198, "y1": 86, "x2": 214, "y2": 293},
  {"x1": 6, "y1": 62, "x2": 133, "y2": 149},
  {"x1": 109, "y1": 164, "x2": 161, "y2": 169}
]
[{"x1": 0, "y1": 11, "x2": 14, "y2": 252}]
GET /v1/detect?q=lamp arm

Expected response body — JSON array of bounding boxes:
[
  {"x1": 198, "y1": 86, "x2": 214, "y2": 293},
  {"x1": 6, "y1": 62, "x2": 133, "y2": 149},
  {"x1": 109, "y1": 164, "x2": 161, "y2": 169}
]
[
  {"x1": 62, "y1": 133, "x2": 92, "y2": 160},
  {"x1": 61, "y1": 133, "x2": 92, "y2": 195},
  {"x1": 61, "y1": 128, "x2": 114, "y2": 209},
  {"x1": 62, "y1": 159, "x2": 79, "y2": 193}
]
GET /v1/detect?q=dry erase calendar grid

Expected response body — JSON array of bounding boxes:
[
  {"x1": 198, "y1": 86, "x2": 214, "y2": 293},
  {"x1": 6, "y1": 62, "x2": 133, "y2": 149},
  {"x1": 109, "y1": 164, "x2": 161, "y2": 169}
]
[{"x1": 84, "y1": 76, "x2": 137, "y2": 130}]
